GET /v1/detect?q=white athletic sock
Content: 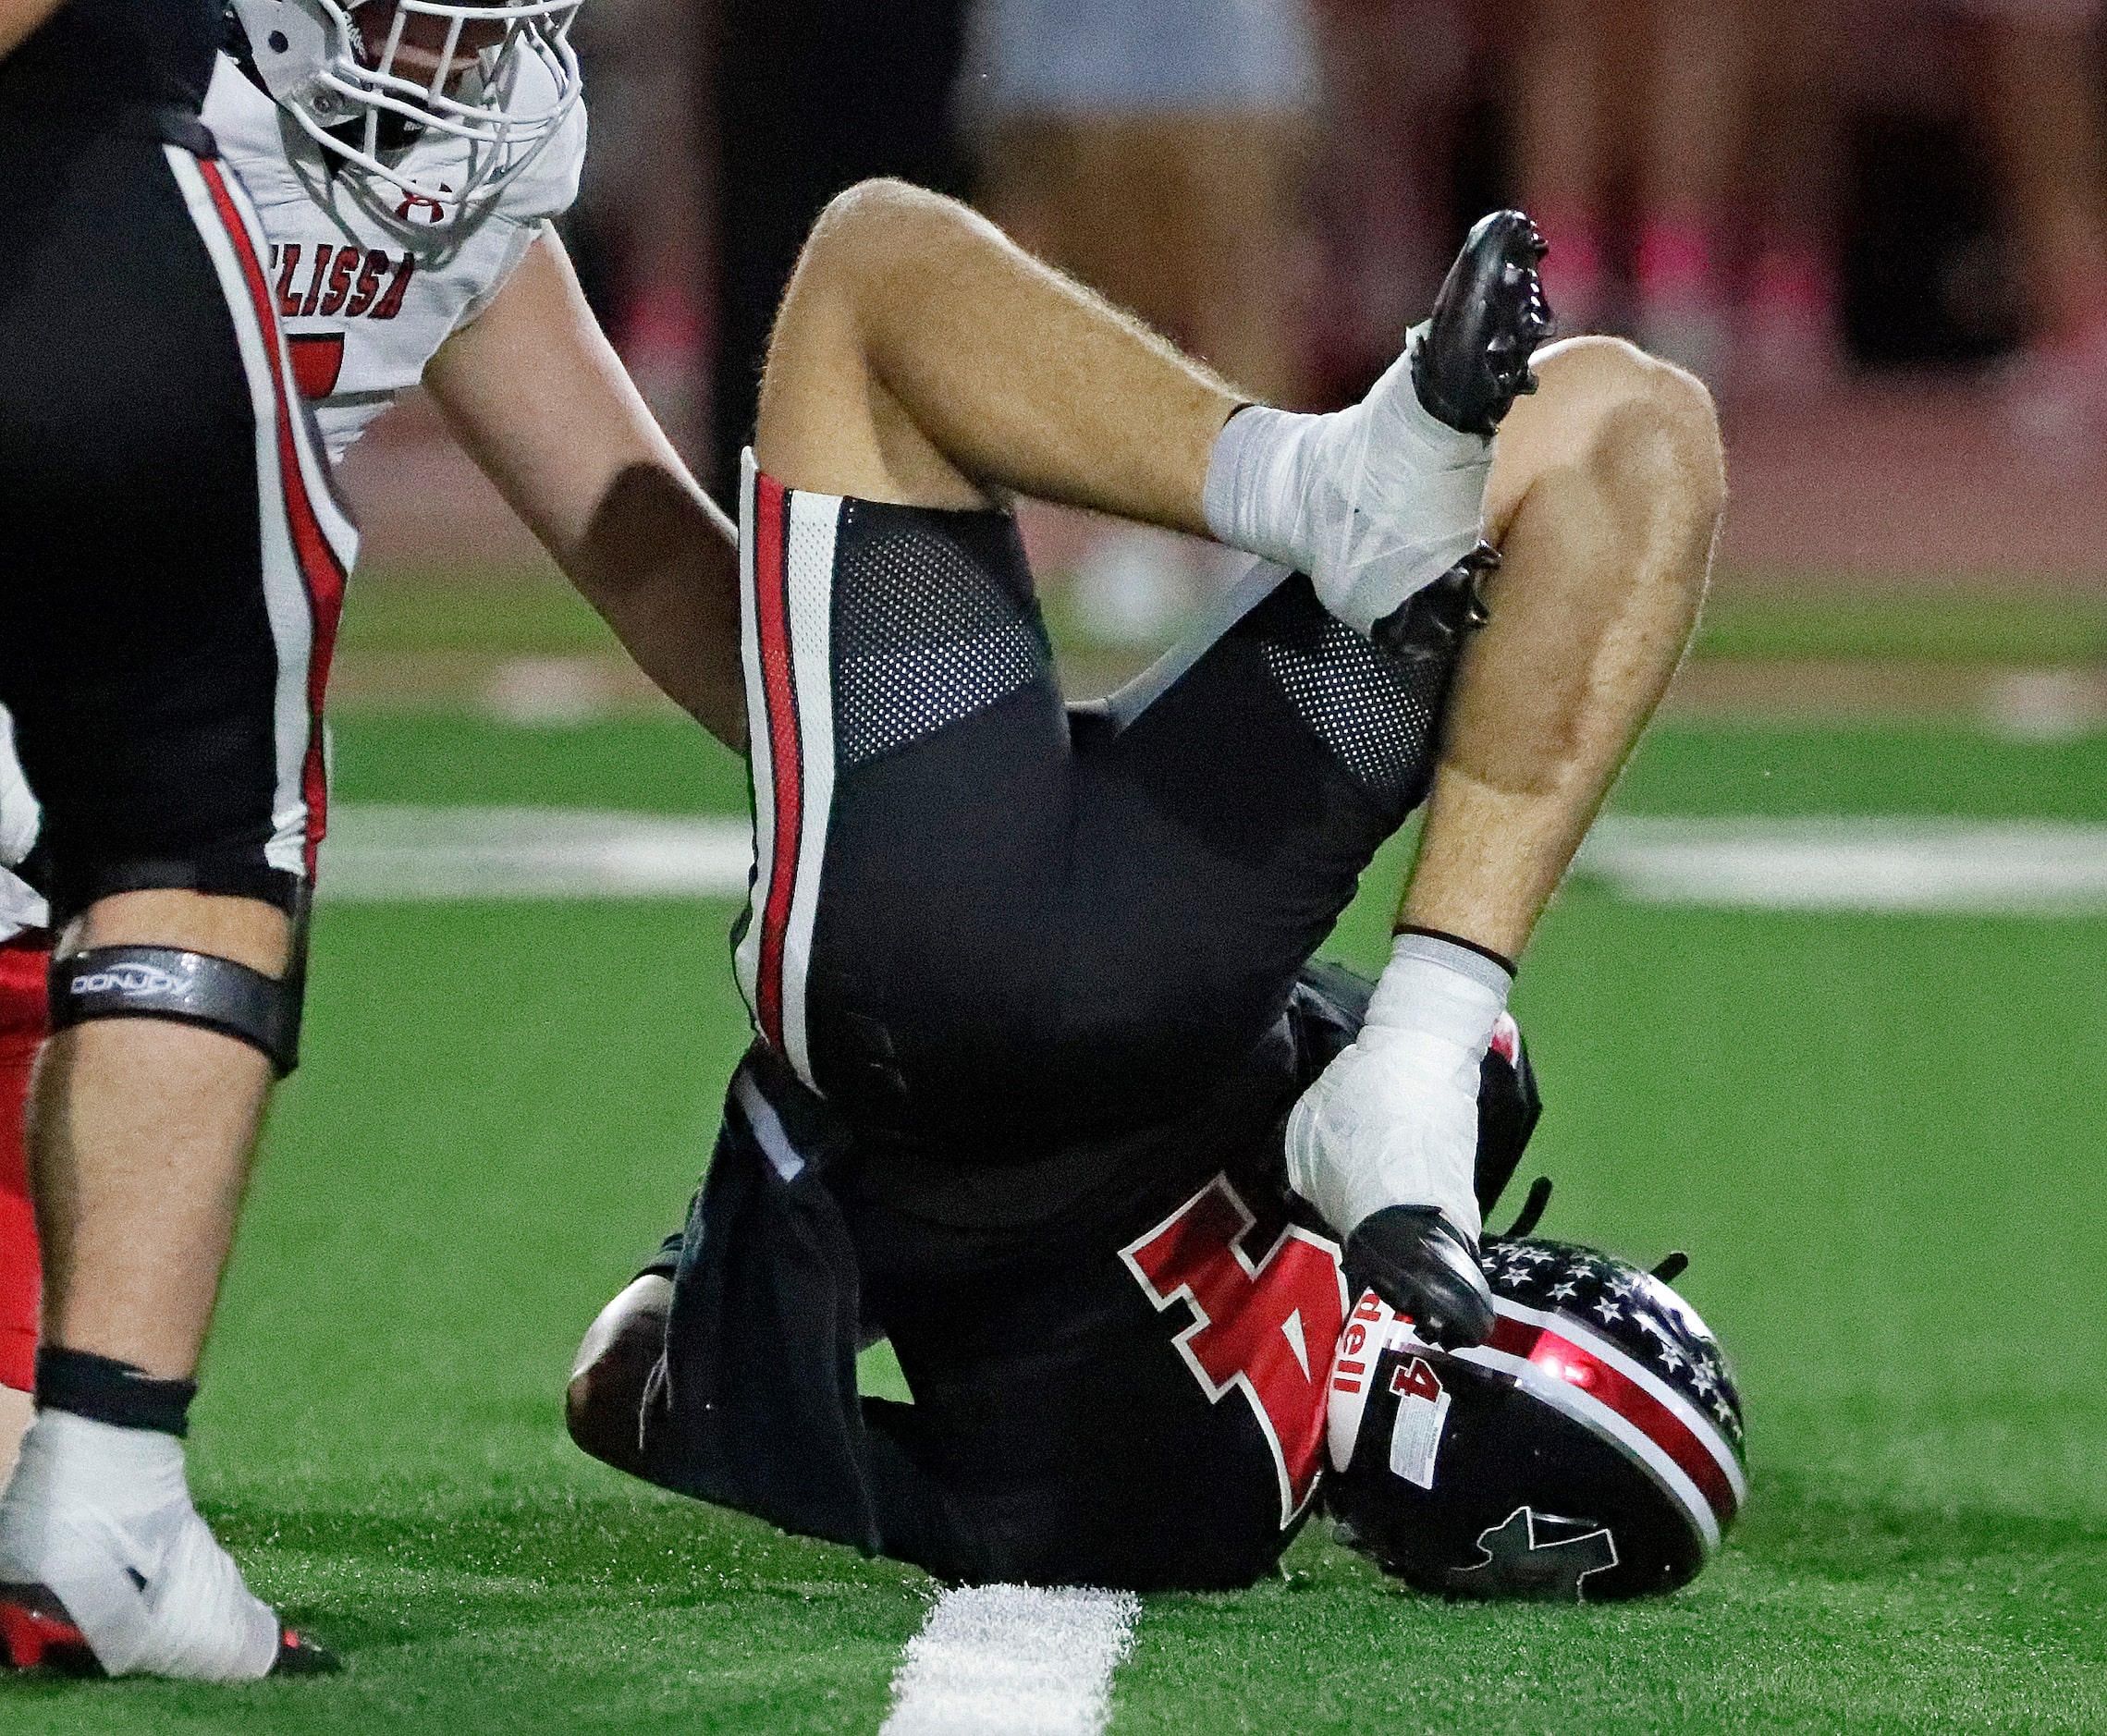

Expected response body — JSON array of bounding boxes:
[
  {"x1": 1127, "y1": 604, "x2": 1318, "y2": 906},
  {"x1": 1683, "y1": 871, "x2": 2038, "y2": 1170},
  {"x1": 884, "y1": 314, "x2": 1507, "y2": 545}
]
[
  {"x1": 0, "y1": 1411, "x2": 278, "y2": 1681},
  {"x1": 1202, "y1": 328, "x2": 1494, "y2": 637}
]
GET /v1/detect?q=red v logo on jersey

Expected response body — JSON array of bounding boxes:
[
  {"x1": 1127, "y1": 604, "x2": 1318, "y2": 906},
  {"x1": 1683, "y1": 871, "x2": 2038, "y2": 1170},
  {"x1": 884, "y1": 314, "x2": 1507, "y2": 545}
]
[
  {"x1": 287, "y1": 334, "x2": 345, "y2": 399},
  {"x1": 1121, "y1": 1175, "x2": 1348, "y2": 1527}
]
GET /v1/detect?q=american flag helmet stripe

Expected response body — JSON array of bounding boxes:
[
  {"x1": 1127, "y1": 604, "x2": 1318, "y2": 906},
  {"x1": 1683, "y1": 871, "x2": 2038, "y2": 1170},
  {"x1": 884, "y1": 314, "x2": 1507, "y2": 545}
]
[{"x1": 1467, "y1": 1306, "x2": 1744, "y2": 1537}]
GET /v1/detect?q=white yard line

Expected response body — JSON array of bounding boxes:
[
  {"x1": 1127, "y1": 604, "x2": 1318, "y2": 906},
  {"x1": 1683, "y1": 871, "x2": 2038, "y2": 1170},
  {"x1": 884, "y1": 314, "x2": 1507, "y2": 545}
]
[
  {"x1": 319, "y1": 805, "x2": 753, "y2": 901},
  {"x1": 1576, "y1": 816, "x2": 2107, "y2": 914},
  {"x1": 312, "y1": 805, "x2": 2107, "y2": 915},
  {"x1": 880, "y1": 1586, "x2": 1140, "y2": 1736}
]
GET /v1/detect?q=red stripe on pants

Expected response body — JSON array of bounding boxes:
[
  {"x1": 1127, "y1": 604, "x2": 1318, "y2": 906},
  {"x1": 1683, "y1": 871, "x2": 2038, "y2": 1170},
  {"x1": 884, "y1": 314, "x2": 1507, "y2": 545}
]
[
  {"x1": 0, "y1": 937, "x2": 50, "y2": 1393},
  {"x1": 752, "y1": 474, "x2": 800, "y2": 1053},
  {"x1": 195, "y1": 156, "x2": 348, "y2": 880}
]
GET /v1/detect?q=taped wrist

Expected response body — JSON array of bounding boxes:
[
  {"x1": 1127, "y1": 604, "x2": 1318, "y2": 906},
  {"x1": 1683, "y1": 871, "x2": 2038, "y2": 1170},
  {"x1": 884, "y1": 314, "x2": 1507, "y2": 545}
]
[
  {"x1": 1366, "y1": 929, "x2": 1511, "y2": 1054},
  {"x1": 50, "y1": 946, "x2": 301, "y2": 1077}
]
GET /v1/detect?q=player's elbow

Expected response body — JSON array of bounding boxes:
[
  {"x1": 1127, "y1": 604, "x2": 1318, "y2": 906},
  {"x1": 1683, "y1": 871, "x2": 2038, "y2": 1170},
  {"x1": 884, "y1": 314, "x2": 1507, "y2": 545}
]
[
  {"x1": 564, "y1": 1273, "x2": 672, "y2": 1478},
  {"x1": 565, "y1": 1356, "x2": 648, "y2": 1477}
]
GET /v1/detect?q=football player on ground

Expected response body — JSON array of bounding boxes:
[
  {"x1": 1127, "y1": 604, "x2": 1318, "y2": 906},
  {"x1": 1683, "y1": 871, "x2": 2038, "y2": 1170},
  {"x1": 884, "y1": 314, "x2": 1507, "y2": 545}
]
[
  {"x1": 0, "y1": 0, "x2": 739, "y2": 1681},
  {"x1": 564, "y1": 181, "x2": 1732, "y2": 1590}
]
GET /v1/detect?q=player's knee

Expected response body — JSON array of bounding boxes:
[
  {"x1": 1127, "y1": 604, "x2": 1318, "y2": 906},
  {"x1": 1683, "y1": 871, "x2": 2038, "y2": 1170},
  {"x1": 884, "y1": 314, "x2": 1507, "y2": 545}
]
[
  {"x1": 803, "y1": 177, "x2": 969, "y2": 287},
  {"x1": 1536, "y1": 335, "x2": 1725, "y2": 521},
  {"x1": 49, "y1": 889, "x2": 303, "y2": 1075},
  {"x1": 69, "y1": 887, "x2": 291, "y2": 977}
]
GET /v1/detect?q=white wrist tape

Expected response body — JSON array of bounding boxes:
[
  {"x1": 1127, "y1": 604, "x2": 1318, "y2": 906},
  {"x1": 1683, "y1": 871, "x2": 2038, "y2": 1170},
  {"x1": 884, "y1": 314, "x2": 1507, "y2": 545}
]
[
  {"x1": 1369, "y1": 930, "x2": 1513, "y2": 1032},
  {"x1": 1285, "y1": 933, "x2": 1510, "y2": 1241},
  {"x1": 1202, "y1": 327, "x2": 1493, "y2": 637}
]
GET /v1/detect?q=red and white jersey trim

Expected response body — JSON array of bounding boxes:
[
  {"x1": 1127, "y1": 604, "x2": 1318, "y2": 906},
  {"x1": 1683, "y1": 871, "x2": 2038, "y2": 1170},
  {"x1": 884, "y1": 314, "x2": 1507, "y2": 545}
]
[
  {"x1": 164, "y1": 146, "x2": 356, "y2": 883},
  {"x1": 1457, "y1": 1300, "x2": 1746, "y2": 1552},
  {"x1": 735, "y1": 453, "x2": 839, "y2": 1089}
]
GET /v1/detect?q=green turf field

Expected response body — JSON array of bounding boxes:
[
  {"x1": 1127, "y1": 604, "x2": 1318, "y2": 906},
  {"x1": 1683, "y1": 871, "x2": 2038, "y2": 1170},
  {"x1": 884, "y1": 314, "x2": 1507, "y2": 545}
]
[{"x1": 6, "y1": 708, "x2": 2107, "y2": 1734}]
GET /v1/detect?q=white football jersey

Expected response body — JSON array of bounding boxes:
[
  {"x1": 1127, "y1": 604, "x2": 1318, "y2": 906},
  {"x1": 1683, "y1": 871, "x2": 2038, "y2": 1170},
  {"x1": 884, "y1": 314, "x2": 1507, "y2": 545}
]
[
  {"x1": 202, "y1": 48, "x2": 589, "y2": 464},
  {"x1": 0, "y1": 708, "x2": 42, "y2": 941},
  {"x1": 0, "y1": 56, "x2": 589, "y2": 940}
]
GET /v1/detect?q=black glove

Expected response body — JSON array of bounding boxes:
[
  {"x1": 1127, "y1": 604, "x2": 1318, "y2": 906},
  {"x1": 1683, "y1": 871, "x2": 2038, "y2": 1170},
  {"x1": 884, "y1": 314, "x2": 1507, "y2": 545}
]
[{"x1": 1343, "y1": 1204, "x2": 1496, "y2": 1349}]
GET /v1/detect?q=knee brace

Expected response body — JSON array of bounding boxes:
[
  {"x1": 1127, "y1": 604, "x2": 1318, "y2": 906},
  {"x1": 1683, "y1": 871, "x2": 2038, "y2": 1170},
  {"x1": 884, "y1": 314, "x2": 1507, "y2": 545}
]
[{"x1": 48, "y1": 945, "x2": 302, "y2": 1077}]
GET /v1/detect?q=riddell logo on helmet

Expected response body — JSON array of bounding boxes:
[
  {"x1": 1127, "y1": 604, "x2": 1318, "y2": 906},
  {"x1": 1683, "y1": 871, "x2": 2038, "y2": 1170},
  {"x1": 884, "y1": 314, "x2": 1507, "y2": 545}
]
[
  {"x1": 72, "y1": 964, "x2": 184, "y2": 998},
  {"x1": 1327, "y1": 1290, "x2": 1452, "y2": 1486}
]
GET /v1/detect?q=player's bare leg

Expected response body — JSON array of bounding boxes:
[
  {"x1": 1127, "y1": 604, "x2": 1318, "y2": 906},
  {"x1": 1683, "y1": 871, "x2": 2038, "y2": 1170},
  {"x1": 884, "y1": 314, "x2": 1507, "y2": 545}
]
[
  {"x1": 29, "y1": 892, "x2": 284, "y2": 1373},
  {"x1": 0, "y1": 889, "x2": 331, "y2": 1679},
  {"x1": 760, "y1": 178, "x2": 1537, "y2": 637},
  {"x1": 1405, "y1": 336, "x2": 1722, "y2": 958},
  {"x1": 1289, "y1": 336, "x2": 1721, "y2": 1344},
  {"x1": 755, "y1": 177, "x2": 1237, "y2": 525}
]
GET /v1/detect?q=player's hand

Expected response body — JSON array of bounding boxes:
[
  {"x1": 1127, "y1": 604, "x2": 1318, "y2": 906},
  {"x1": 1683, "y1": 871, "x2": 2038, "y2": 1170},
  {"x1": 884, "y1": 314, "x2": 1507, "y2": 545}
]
[
  {"x1": 1286, "y1": 932, "x2": 1511, "y2": 1349},
  {"x1": 1286, "y1": 1023, "x2": 1492, "y2": 1345}
]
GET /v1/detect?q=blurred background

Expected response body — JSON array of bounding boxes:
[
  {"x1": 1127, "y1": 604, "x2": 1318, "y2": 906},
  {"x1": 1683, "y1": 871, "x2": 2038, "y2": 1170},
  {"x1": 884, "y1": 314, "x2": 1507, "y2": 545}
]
[{"x1": 342, "y1": 0, "x2": 2107, "y2": 726}]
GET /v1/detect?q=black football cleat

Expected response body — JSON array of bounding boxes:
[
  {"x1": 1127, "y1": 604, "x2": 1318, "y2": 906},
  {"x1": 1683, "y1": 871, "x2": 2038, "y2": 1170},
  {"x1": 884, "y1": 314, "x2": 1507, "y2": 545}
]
[
  {"x1": 1372, "y1": 541, "x2": 1497, "y2": 661},
  {"x1": 0, "y1": 1581, "x2": 338, "y2": 1678},
  {"x1": 1412, "y1": 210, "x2": 1555, "y2": 439},
  {"x1": 1343, "y1": 1205, "x2": 1497, "y2": 1349}
]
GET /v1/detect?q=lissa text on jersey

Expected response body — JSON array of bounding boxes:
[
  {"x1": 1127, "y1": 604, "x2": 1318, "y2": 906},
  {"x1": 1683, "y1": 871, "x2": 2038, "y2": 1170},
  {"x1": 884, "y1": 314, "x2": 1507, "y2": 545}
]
[{"x1": 269, "y1": 243, "x2": 414, "y2": 324}]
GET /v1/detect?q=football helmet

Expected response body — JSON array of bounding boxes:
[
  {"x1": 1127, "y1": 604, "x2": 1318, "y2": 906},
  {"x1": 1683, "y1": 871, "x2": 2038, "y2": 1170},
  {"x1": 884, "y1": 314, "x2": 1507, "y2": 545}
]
[
  {"x1": 228, "y1": 0, "x2": 581, "y2": 219},
  {"x1": 1324, "y1": 1229, "x2": 1746, "y2": 1601}
]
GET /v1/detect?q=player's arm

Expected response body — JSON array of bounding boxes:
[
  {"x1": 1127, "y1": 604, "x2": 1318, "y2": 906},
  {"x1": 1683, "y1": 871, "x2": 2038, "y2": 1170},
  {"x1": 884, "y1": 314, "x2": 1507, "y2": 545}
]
[
  {"x1": 421, "y1": 226, "x2": 746, "y2": 751},
  {"x1": 0, "y1": 0, "x2": 69, "y2": 57}
]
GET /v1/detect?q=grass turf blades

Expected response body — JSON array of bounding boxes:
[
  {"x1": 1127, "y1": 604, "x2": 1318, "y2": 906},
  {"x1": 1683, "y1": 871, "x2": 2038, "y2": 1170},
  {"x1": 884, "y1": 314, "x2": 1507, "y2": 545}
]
[{"x1": 4, "y1": 716, "x2": 2105, "y2": 1731}]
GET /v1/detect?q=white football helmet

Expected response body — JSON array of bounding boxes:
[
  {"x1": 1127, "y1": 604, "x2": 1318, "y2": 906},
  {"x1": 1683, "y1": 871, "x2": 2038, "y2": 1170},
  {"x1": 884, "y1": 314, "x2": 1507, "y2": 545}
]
[{"x1": 228, "y1": 0, "x2": 582, "y2": 221}]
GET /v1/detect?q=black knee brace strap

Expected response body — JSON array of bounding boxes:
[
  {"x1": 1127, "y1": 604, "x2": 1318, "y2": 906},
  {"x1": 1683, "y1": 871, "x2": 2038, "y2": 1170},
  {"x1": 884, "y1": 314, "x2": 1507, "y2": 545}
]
[{"x1": 49, "y1": 946, "x2": 302, "y2": 1077}]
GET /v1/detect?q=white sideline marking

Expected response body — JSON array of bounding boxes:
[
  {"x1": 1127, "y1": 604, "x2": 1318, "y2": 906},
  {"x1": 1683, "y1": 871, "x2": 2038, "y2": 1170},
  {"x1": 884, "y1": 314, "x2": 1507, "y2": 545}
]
[
  {"x1": 881, "y1": 1586, "x2": 1140, "y2": 1736},
  {"x1": 1576, "y1": 816, "x2": 2107, "y2": 914},
  {"x1": 319, "y1": 805, "x2": 752, "y2": 901},
  {"x1": 312, "y1": 807, "x2": 2107, "y2": 914}
]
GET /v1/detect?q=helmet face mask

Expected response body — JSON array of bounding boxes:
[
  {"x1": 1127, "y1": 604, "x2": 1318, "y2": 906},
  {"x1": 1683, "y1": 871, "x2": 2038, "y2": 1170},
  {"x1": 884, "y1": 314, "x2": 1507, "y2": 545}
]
[
  {"x1": 1325, "y1": 1240, "x2": 1746, "y2": 1602},
  {"x1": 230, "y1": 0, "x2": 582, "y2": 225}
]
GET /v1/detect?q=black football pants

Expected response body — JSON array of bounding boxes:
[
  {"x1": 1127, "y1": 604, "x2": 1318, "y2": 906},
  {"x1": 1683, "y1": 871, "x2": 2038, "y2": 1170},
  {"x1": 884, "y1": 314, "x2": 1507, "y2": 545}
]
[{"x1": 0, "y1": 114, "x2": 353, "y2": 923}]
